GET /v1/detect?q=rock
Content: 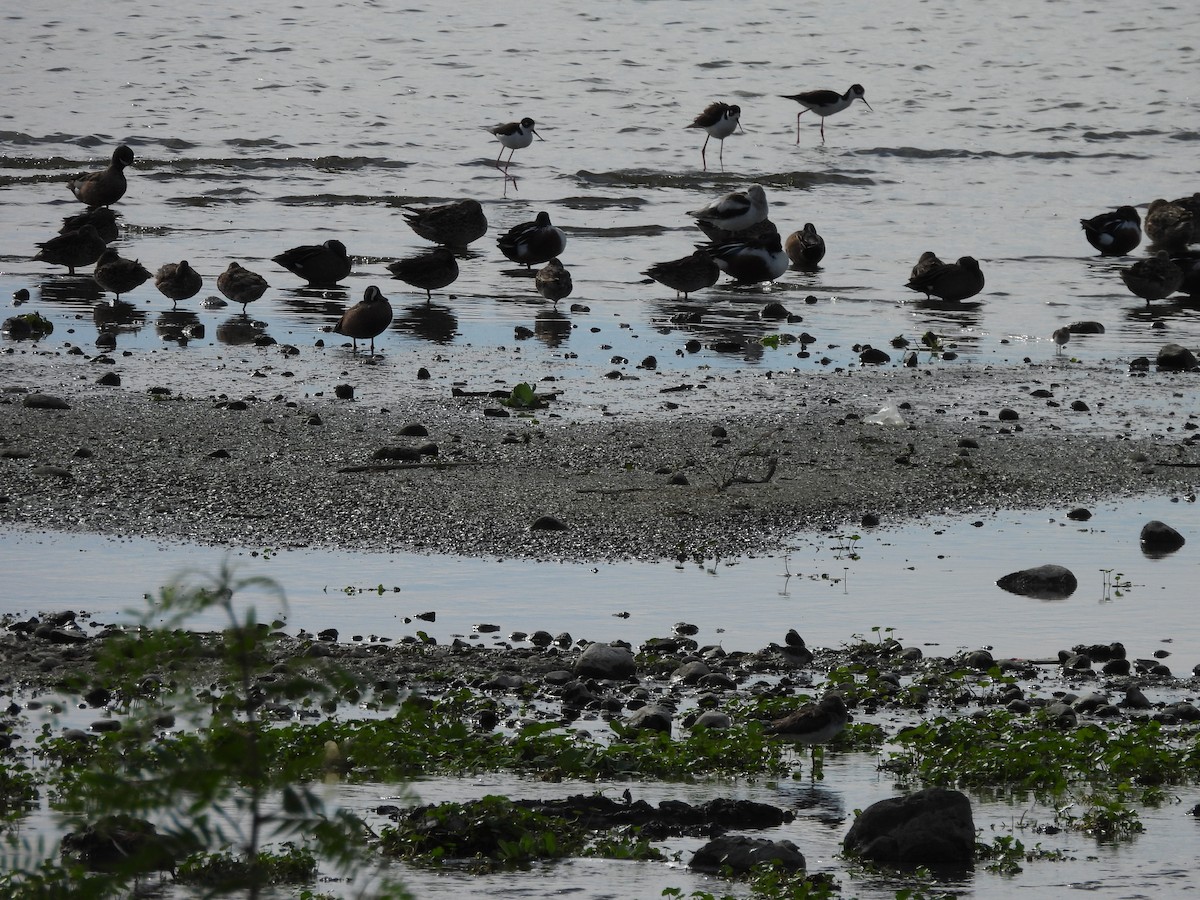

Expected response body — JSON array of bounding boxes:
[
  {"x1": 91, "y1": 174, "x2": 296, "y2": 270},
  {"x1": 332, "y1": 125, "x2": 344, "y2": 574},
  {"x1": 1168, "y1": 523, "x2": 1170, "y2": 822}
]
[
  {"x1": 96, "y1": 371, "x2": 121, "y2": 387},
  {"x1": 1066, "y1": 507, "x2": 1092, "y2": 521},
  {"x1": 531, "y1": 515, "x2": 568, "y2": 531},
  {"x1": 690, "y1": 834, "x2": 806, "y2": 874},
  {"x1": 671, "y1": 660, "x2": 709, "y2": 683},
  {"x1": 575, "y1": 642, "x2": 635, "y2": 679},
  {"x1": 859, "y1": 347, "x2": 891, "y2": 365},
  {"x1": 1156, "y1": 343, "x2": 1198, "y2": 372},
  {"x1": 1140, "y1": 520, "x2": 1185, "y2": 555},
  {"x1": 626, "y1": 704, "x2": 672, "y2": 734},
  {"x1": 690, "y1": 710, "x2": 732, "y2": 730},
  {"x1": 22, "y1": 393, "x2": 71, "y2": 410},
  {"x1": 996, "y1": 564, "x2": 1077, "y2": 599},
  {"x1": 843, "y1": 787, "x2": 974, "y2": 865}
]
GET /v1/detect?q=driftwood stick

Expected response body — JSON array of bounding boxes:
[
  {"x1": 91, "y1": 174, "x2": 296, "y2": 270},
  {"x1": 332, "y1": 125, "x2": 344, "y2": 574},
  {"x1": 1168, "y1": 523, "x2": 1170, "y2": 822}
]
[{"x1": 336, "y1": 461, "x2": 478, "y2": 473}]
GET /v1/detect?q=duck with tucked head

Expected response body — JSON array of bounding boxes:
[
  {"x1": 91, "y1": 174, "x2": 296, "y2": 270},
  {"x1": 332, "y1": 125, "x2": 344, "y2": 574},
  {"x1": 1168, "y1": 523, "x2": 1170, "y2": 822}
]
[
  {"x1": 642, "y1": 250, "x2": 721, "y2": 299},
  {"x1": 905, "y1": 255, "x2": 984, "y2": 303},
  {"x1": 93, "y1": 248, "x2": 151, "y2": 300},
  {"x1": 34, "y1": 224, "x2": 107, "y2": 275},
  {"x1": 154, "y1": 261, "x2": 203, "y2": 309},
  {"x1": 402, "y1": 199, "x2": 488, "y2": 248},
  {"x1": 273, "y1": 239, "x2": 352, "y2": 286},
  {"x1": 1080, "y1": 206, "x2": 1141, "y2": 256},
  {"x1": 497, "y1": 211, "x2": 566, "y2": 269},
  {"x1": 217, "y1": 262, "x2": 269, "y2": 314}
]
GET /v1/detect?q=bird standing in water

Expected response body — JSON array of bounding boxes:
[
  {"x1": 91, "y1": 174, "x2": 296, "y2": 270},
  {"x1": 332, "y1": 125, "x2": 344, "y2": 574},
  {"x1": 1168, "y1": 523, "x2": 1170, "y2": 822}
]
[
  {"x1": 68, "y1": 145, "x2": 135, "y2": 208},
  {"x1": 333, "y1": 285, "x2": 393, "y2": 356},
  {"x1": 686, "y1": 101, "x2": 743, "y2": 172},
  {"x1": 780, "y1": 84, "x2": 871, "y2": 143}
]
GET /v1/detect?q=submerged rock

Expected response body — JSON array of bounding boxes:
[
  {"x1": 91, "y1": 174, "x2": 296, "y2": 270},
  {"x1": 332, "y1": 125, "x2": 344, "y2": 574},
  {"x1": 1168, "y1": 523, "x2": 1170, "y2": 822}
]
[{"x1": 996, "y1": 564, "x2": 1077, "y2": 599}]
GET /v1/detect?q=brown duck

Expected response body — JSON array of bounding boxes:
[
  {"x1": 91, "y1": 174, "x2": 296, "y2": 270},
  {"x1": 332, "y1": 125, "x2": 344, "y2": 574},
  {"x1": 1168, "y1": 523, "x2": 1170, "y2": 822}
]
[
  {"x1": 68, "y1": 145, "x2": 135, "y2": 208},
  {"x1": 93, "y1": 248, "x2": 151, "y2": 300},
  {"x1": 217, "y1": 262, "x2": 269, "y2": 314},
  {"x1": 154, "y1": 261, "x2": 203, "y2": 308},
  {"x1": 34, "y1": 224, "x2": 107, "y2": 274},
  {"x1": 333, "y1": 285, "x2": 393, "y2": 355},
  {"x1": 273, "y1": 239, "x2": 351, "y2": 286}
]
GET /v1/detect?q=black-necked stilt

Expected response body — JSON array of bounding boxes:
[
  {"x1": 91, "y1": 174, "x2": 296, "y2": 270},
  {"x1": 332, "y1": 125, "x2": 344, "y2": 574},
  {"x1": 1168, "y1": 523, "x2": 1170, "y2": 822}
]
[
  {"x1": 488, "y1": 117, "x2": 542, "y2": 177},
  {"x1": 33, "y1": 224, "x2": 107, "y2": 275},
  {"x1": 784, "y1": 223, "x2": 826, "y2": 269},
  {"x1": 387, "y1": 246, "x2": 459, "y2": 302},
  {"x1": 1144, "y1": 199, "x2": 1194, "y2": 252},
  {"x1": 68, "y1": 145, "x2": 134, "y2": 208},
  {"x1": 700, "y1": 231, "x2": 789, "y2": 284},
  {"x1": 1120, "y1": 250, "x2": 1183, "y2": 303},
  {"x1": 497, "y1": 211, "x2": 566, "y2": 269},
  {"x1": 688, "y1": 184, "x2": 768, "y2": 233},
  {"x1": 535, "y1": 257, "x2": 573, "y2": 304},
  {"x1": 153, "y1": 261, "x2": 203, "y2": 309},
  {"x1": 401, "y1": 199, "x2": 488, "y2": 249},
  {"x1": 272, "y1": 239, "x2": 352, "y2": 287},
  {"x1": 217, "y1": 262, "x2": 269, "y2": 314},
  {"x1": 93, "y1": 248, "x2": 151, "y2": 301},
  {"x1": 1080, "y1": 206, "x2": 1141, "y2": 256},
  {"x1": 905, "y1": 255, "x2": 984, "y2": 302},
  {"x1": 686, "y1": 101, "x2": 743, "y2": 172},
  {"x1": 642, "y1": 250, "x2": 721, "y2": 299},
  {"x1": 780, "y1": 84, "x2": 871, "y2": 144},
  {"x1": 334, "y1": 285, "x2": 393, "y2": 356}
]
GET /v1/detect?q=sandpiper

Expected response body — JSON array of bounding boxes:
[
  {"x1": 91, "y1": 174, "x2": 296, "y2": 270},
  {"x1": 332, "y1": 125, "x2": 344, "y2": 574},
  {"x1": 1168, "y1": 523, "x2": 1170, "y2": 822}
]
[
  {"x1": 1053, "y1": 326, "x2": 1071, "y2": 355},
  {"x1": 154, "y1": 260, "x2": 203, "y2": 309},
  {"x1": 93, "y1": 248, "x2": 151, "y2": 300},
  {"x1": 1120, "y1": 250, "x2": 1183, "y2": 303},
  {"x1": 784, "y1": 223, "x2": 826, "y2": 269},
  {"x1": 497, "y1": 211, "x2": 566, "y2": 269},
  {"x1": 780, "y1": 84, "x2": 871, "y2": 144},
  {"x1": 33, "y1": 224, "x2": 107, "y2": 275},
  {"x1": 686, "y1": 101, "x2": 743, "y2": 172},
  {"x1": 333, "y1": 285, "x2": 393, "y2": 355},
  {"x1": 387, "y1": 246, "x2": 459, "y2": 301},
  {"x1": 272, "y1": 239, "x2": 352, "y2": 286},
  {"x1": 217, "y1": 262, "x2": 269, "y2": 314},
  {"x1": 688, "y1": 184, "x2": 768, "y2": 233},
  {"x1": 402, "y1": 199, "x2": 488, "y2": 248},
  {"x1": 642, "y1": 250, "x2": 721, "y2": 299},
  {"x1": 1080, "y1": 206, "x2": 1141, "y2": 256},
  {"x1": 905, "y1": 255, "x2": 985, "y2": 302},
  {"x1": 765, "y1": 694, "x2": 849, "y2": 766},
  {"x1": 700, "y1": 231, "x2": 789, "y2": 284},
  {"x1": 487, "y1": 117, "x2": 542, "y2": 176},
  {"x1": 534, "y1": 257, "x2": 573, "y2": 304},
  {"x1": 67, "y1": 144, "x2": 135, "y2": 208}
]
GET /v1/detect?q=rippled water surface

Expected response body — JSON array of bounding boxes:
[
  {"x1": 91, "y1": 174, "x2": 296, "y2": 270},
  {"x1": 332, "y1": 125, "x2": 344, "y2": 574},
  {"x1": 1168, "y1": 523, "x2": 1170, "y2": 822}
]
[{"x1": 3, "y1": 1, "x2": 1200, "y2": 897}]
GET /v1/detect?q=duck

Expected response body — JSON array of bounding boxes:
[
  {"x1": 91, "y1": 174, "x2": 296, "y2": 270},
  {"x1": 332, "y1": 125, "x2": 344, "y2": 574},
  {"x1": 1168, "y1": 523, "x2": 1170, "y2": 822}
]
[
  {"x1": 333, "y1": 285, "x2": 393, "y2": 355},
  {"x1": 784, "y1": 223, "x2": 826, "y2": 269},
  {"x1": 686, "y1": 101, "x2": 743, "y2": 172},
  {"x1": 272, "y1": 239, "x2": 351, "y2": 286},
  {"x1": 905, "y1": 255, "x2": 985, "y2": 302},
  {"x1": 93, "y1": 248, "x2": 151, "y2": 300},
  {"x1": 33, "y1": 224, "x2": 107, "y2": 275},
  {"x1": 534, "y1": 258, "x2": 573, "y2": 304},
  {"x1": 401, "y1": 199, "x2": 488, "y2": 248},
  {"x1": 67, "y1": 145, "x2": 135, "y2": 208},
  {"x1": 497, "y1": 211, "x2": 566, "y2": 268},
  {"x1": 908, "y1": 251, "x2": 944, "y2": 287},
  {"x1": 1080, "y1": 206, "x2": 1141, "y2": 256},
  {"x1": 1143, "y1": 199, "x2": 1194, "y2": 252},
  {"x1": 1120, "y1": 250, "x2": 1182, "y2": 303},
  {"x1": 387, "y1": 247, "x2": 459, "y2": 301},
  {"x1": 1173, "y1": 252, "x2": 1200, "y2": 298},
  {"x1": 700, "y1": 231, "x2": 789, "y2": 284},
  {"x1": 59, "y1": 207, "x2": 121, "y2": 244},
  {"x1": 688, "y1": 184, "x2": 768, "y2": 233},
  {"x1": 154, "y1": 261, "x2": 203, "y2": 309},
  {"x1": 642, "y1": 250, "x2": 721, "y2": 299},
  {"x1": 217, "y1": 262, "x2": 270, "y2": 314}
]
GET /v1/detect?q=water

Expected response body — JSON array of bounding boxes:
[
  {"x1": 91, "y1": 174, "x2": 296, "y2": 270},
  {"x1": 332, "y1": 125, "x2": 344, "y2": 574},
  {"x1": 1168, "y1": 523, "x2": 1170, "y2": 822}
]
[{"x1": 3, "y1": 1, "x2": 1200, "y2": 896}]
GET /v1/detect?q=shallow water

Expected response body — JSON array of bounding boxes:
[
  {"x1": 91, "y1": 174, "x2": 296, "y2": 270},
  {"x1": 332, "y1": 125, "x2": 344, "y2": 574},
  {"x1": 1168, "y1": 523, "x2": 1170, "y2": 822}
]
[{"x1": 3, "y1": 0, "x2": 1200, "y2": 896}]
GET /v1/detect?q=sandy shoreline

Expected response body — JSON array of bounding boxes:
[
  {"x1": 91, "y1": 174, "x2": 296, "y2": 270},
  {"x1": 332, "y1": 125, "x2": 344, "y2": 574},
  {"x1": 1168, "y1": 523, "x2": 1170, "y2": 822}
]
[{"x1": 2, "y1": 347, "x2": 1197, "y2": 561}]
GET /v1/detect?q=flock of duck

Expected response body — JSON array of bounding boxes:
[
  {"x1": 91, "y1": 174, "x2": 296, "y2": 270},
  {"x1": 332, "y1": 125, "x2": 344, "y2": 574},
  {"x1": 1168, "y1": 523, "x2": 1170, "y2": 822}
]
[{"x1": 23, "y1": 121, "x2": 1200, "y2": 358}]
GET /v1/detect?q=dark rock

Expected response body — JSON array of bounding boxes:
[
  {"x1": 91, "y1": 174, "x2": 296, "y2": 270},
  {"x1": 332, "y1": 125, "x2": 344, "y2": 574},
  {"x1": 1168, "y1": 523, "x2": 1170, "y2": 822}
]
[
  {"x1": 531, "y1": 515, "x2": 568, "y2": 531},
  {"x1": 96, "y1": 372, "x2": 121, "y2": 387},
  {"x1": 1140, "y1": 520, "x2": 1185, "y2": 556},
  {"x1": 998, "y1": 408, "x2": 1019, "y2": 421},
  {"x1": 334, "y1": 383, "x2": 355, "y2": 400},
  {"x1": 996, "y1": 564, "x2": 1077, "y2": 599},
  {"x1": 1156, "y1": 343, "x2": 1198, "y2": 372},
  {"x1": 1070, "y1": 321, "x2": 1105, "y2": 334},
  {"x1": 575, "y1": 642, "x2": 635, "y2": 678},
  {"x1": 61, "y1": 814, "x2": 195, "y2": 873},
  {"x1": 691, "y1": 835, "x2": 806, "y2": 874},
  {"x1": 626, "y1": 704, "x2": 672, "y2": 734},
  {"x1": 859, "y1": 347, "x2": 890, "y2": 365},
  {"x1": 398, "y1": 423, "x2": 429, "y2": 437},
  {"x1": 843, "y1": 787, "x2": 974, "y2": 865},
  {"x1": 22, "y1": 393, "x2": 70, "y2": 410},
  {"x1": 1066, "y1": 507, "x2": 1092, "y2": 521}
]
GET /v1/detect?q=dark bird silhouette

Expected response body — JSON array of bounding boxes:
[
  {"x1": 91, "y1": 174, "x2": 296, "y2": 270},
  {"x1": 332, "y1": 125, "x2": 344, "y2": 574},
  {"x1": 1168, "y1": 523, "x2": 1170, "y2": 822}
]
[
  {"x1": 905, "y1": 255, "x2": 985, "y2": 302},
  {"x1": 534, "y1": 257, "x2": 573, "y2": 304},
  {"x1": 93, "y1": 248, "x2": 151, "y2": 300},
  {"x1": 387, "y1": 246, "x2": 459, "y2": 301},
  {"x1": 1080, "y1": 206, "x2": 1141, "y2": 256},
  {"x1": 217, "y1": 262, "x2": 269, "y2": 314},
  {"x1": 34, "y1": 224, "x2": 107, "y2": 274},
  {"x1": 402, "y1": 199, "x2": 488, "y2": 248},
  {"x1": 498, "y1": 211, "x2": 566, "y2": 268},
  {"x1": 273, "y1": 239, "x2": 351, "y2": 286},
  {"x1": 154, "y1": 260, "x2": 203, "y2": 309},
  {"x1": 333, "y1": 285, "x2": 393, "y2": 355},
  {"x1": 642, "y1": 250, "x2": 721, "y2": 299},
  {"x1": 68, "y1": 145, "x2": 135, "y2": 208}
]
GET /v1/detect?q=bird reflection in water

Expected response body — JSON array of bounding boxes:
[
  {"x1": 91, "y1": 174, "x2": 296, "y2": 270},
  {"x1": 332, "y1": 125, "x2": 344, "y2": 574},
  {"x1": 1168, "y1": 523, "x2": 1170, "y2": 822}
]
[
  {"x1": 156, "y1": 310, "x2": 203, "y2": 345},
  {"x1": 393, "y1": 301, "x2": 458, "y2": 344},
  {"x1": 39, "y1": 276, "x2": 104, "y2": 309},
  {"x1": 534, "y1": 308, "x2": 571, "y2": 348},
  {"x1": 216, "y1": 316, "x2": 270, "y2": 347}
]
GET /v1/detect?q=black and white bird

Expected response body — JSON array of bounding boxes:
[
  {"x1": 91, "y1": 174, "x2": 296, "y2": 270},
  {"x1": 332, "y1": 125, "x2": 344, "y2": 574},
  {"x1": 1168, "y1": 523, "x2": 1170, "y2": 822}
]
[
  {"x1": 1080, "y1": 206, "x2": 1141, "y2": 256},
  {"x1": 497, "y1": 211, "x2": 567, "y2": 269},
  {"x1": 688, "y1": 184, "x2": 768, "y2": 233},
  {"x1": 686, "y1": 101, "x2": 743, "y2": 172},
  {"x1": 780, "y1": 84, "x2": 871, "y2": 143}
]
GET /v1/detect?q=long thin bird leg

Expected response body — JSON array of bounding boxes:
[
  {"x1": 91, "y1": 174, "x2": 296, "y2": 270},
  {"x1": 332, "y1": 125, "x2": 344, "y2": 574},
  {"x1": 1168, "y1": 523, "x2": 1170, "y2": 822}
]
[{"x1": 701, "y1": 135, "x2": 710, "y2": 172}]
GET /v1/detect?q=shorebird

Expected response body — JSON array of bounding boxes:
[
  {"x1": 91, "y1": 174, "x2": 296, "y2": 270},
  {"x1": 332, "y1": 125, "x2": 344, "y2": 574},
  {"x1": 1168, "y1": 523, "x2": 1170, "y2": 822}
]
[
  {"x1": 765, "y1": 694, "x2": 849, "y2": 767},
  {"x1": 686, "y1": 101, "x2": 743, "y2": 172},
  {"x1": 401, "y1": 199, "x2": 488, "y2": 248},
  {"x1": 497, "y1": 211, "x2": 566, "y2": 269},
  {"x1": 780, "y1": 84, "x2": 871, "y2": 144},
  {"x1": 487, "y1": 117, "x2": 542, "y2": 178},
  {"x1": 93, "y1": 248, "x2": 151, "y2": 300},
  {"x1": 700, "y1": 231, "x2": 789, "y2": 284},
  {"x1": 33, "y1": 224, "x2": 107, "y2": 275},
  {"x1": 1080, "y1": 206, "x2": 1141, "y2": 256},
  {"x1": 153, "y1": 260, "x2": 203, "y2": 309},
  {"x1": 1143, "y1": 199, "x2": 1194, "y2": 252},
  {"x1": 273, "y1": 239, "x2": 351, "y2": 286},
  {"x1": 387, "y1": 246, "x2": 459, "y2": 301},
  {"x1": 67, "y1": 144, "x2": 134, "y2": 208},
  {"x1": 784, "y1": 223, "x2": 826, "y2": 269},
  {"x1": 333, "y1": 285, "x2": 393, "y2": 356},
  {"x1": 534, "y1": 257, "x2": 573, "y2": 304},
  {"x1": 1053, "y1": 326, "x2": 1071, "y2": 356},
  {"x1": 905, "y1": 255, "x2": 985, "y2": 302},
  {"x1": 1120, "y1": 250, "x2": 1183, "y2": 303},
  {"x1": 642, "y1": 250, "x2": 721, "y2": 299},
  {"x1": 59, "y1": 207, "x2": 120, "y2": 244},
  {"x1": 217, "y1": 262, "x2": 269, "y2": 314},
  {"x1": 688, "y1": 184, "x2": 768, "y2": 233}
]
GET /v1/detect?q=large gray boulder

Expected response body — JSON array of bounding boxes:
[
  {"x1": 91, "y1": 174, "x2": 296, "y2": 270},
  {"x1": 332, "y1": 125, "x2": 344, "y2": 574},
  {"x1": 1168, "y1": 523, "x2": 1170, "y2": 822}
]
[
  {"x1": 575, "y1": 642, "x2": 635, "y2": 678},
  {"x1": 843, "y1": 787, "x2": 975, "y2": 865}
]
